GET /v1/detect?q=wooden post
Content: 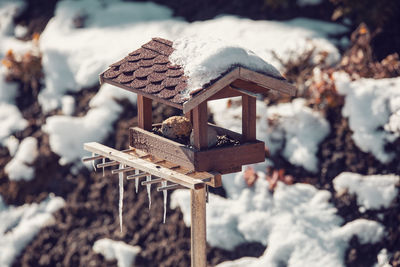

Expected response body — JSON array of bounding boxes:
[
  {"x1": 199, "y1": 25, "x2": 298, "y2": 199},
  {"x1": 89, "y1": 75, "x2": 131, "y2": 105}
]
[
  {"x1": 185, "y1": 110, "x2": 193, "y2": 124},
  {"x1": 242, "y1": 95, "x2": 256, "y2": 142},
  {"x1": 137, "y1": 95, "x2": 152, "y2": 131},
  {"x1": 191, "y1": 187, "x2": 206, "y2": 267},
  {"x1": 192, "y1": 102, "x2": 208, "y2": 150}
]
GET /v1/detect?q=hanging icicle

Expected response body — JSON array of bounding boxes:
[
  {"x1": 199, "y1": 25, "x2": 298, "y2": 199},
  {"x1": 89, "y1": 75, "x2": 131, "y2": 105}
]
[
  {"x1": 119, "y1": 163, "x2": 125, "y2": 233},
  {"x1": 146, "y1": 175, "x2": 152, "y2": 210},
  {"x1": 91, "y1": 153, "x2": 96, "y2": 171},
  {"x1": 135, "y1": 169, "x2": 139, "y2": 193},
  {"x1": 102, "y1": 157, "x2": 105, "y2": 177},
  {"x1": 162, "y1": 180, "x2": 167, "y2": 224}
]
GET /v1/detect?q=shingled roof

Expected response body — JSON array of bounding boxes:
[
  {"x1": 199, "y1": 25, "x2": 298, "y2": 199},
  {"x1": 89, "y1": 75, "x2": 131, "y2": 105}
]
[{"x1": 100, "y1": 37, "x2": 296, "y2": 112}]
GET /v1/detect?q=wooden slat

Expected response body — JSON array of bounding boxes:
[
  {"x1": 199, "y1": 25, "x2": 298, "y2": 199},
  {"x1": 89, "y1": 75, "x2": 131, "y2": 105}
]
[
  {"x1": 84, "y1": 142, "x2": 206, "y2": 189},
  {"x1": 242, "y1": 95, "x2": 256, "y2": 142},
  {"x1": 239, "y1": 67, "x2": 297, "y2": 96},
  {"x1": 207, "y1": 86, "x2": 244, "y2": 101},
  {"x1": 191, "y1": 187, "x2": 206, "y2": 267},
  {"x1": 137, "y1": 95, "x2": 153, "y2": 131},
  {"x1": 195, "y1": 141, "x2": 265, "y2": 172},
  {"x1": 192, "y1": 102, "x2": 208, "y2": 150},
  {"x1": 130, "y1": 127, "x2": 196, "y2": 170},
  {"x1": 183, "y1": 68, "x2": 240, "y2": 113}
]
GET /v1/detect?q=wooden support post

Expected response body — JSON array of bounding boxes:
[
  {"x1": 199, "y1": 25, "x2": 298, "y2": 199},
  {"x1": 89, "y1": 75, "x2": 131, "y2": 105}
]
[
  {"x1": 242, "y1": 95, "x2": 256, "y2": 142},
  {"x1": 137, "y1": 95, "x2": 152, "y2": 131},
  {"x1": 185, "y1": 110, "x2": 193, "y2": 124},
  {"x1": 192, "y1": 102, "x2": 208, "y2": 150},
  {"x1": 191, "y1": 187, "x2": 206, "y2": 267}
]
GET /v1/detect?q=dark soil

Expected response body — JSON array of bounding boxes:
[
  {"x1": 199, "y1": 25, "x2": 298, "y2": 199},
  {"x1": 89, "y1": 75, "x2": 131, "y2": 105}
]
[{"x1": 3, "y1": 0, "x2": 400, "y2": 266}]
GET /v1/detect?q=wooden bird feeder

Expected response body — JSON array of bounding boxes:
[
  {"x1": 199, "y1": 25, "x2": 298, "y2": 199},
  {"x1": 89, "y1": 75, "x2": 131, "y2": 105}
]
[{"x1": 83, "y1": 37, "x2": 296, "y2": 267}]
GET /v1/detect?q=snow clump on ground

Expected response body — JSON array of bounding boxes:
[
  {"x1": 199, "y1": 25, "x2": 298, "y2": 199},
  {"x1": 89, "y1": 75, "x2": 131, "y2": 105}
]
[{"x1": 93, "y1": 238, "x2": 141, "y2": 267}]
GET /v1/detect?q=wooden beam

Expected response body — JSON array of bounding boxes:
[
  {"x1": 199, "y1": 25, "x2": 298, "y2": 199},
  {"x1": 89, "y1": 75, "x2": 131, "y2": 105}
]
[
  {"x1": 207, "y1": 86, "x2": 243, "y2": 101},
  {"x1": 183, "y1": 68, "x2": 240, "y2": 113},
  {"x1": 239, "y1": 67, "x2": 297, "y2": 96},
  {"x1": 137, "y1": 95, "x2": 152, "y2": 131},
  {"x1": 84, "y1": 142, "x2": 206, "y2": 189},
  {"x1": 191, "y1": 187, "x2": 206, "y2": 267},
  {"x1": 192, "y1": 102, "x2": 208, "y2": 150},
  {"x1": 242, "y1": 95, "x2": 256, "y2": 142}
]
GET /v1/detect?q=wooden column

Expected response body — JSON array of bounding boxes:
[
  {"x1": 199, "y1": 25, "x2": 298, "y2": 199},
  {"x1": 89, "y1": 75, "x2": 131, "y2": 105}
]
[
  {"x1": 191, "y1": 187, "x2": 206, "y2": 267},
  {"x1": 137, "y1": 95, "x2": 152, "y2": 131},
  {"x1": 242, "y1": 95, "x2": 256, "y2": 142},
  {"x1": 185, "y1": 110, "x2": 193, "y2": 124},
  {"x1": 192, "y1": 102, "x2": 208, "y2": 150}
]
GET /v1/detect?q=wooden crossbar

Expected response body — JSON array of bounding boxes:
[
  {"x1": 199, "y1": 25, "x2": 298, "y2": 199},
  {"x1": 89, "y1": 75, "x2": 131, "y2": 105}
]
[{"x1": 84, "y1": 142, "x2": 219, "y2": 190}]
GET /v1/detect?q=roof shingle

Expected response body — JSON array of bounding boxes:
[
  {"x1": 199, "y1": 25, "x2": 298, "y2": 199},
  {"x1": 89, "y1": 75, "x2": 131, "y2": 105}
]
[{"x1": 101, "y1": 38, "x2": 188, "y2": 104}]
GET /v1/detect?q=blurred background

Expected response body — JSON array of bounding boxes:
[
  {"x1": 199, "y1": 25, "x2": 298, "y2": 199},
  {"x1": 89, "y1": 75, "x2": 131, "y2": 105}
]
[{"x1": 0, "y1": 0, "x2": 399, "y2": 266}]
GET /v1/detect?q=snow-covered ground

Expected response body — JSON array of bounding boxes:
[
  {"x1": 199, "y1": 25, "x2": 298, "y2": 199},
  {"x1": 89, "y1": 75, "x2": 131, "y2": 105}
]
[
  {"x1": 335, "y1": 72, "x2": 400, "y2": 163},
  {"x1": 0, "y1": 0, "x2": 399, "y2": 266},
  {"x1": 208, "y1": 98, "x2": 330, "y2": 172},
  {"x1": 0, "y1": 194, "x2": 65, "y2": 267},
  {"x1": 171, "y1": 169, "x2": 390, "y2": 267},
  {"x1": 93, "y1": 238, "x2": 141, "y2": 267}
]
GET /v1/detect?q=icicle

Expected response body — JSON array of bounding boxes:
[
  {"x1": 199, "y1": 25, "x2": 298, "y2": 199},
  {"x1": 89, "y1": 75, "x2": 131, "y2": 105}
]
[
  {"x1": 102, "y1": 157, "x2": 105, "y2": 177},
  {"x1": 135, "y1": 169, "x2": 139, "y2": 193},
  {"x1": 119, "y1": 163, "x2": 125, "y2": 233},
  {"x1": 146, "y1": 175, "x2": 152, "y2": 210},
  {"x1": 91, "y1": 153, "x2": 96, "y2": 171},
  {"x1": 162, "y1": 180, "x2": 167, "y2": 223}
]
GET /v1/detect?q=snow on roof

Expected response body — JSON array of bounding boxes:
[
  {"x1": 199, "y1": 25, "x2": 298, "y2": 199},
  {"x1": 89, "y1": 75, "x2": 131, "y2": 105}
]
[
  {"x1": 101, "y1": 37, "x2": 288, "y2": 109},
  {"x1": 169, "y1": 35, "x2": 283, "y2": 97}
]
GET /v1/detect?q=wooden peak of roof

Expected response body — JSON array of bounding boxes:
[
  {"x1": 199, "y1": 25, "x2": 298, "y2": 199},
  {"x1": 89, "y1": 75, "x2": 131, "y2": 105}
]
[{"x1": 100, "y1": 37, "x2": 297, "y2": 113}]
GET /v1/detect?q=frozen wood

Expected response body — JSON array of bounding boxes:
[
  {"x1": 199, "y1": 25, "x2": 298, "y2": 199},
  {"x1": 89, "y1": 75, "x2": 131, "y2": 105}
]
[
  {"x1": 97, "y1": 161, "x2": 120, "y2": 168},
  {"x1": 141, "y1": 178, "x2": 164, "y2": 185},
  {"x1": 127, "y1": 172, "x2": 149, "y2": 180},
  {"x1": 84, "y1": 142, "x2": 212, "y2": 189},
  {"x1": 82, "y1": 155, "x2": 104, "y2": 162},
  {"x1": 157, "y1": 183, "x2": 185, "y2": 192},
  {"x1": 111, "y1": 166, "x2": 135, "y2": 174}
]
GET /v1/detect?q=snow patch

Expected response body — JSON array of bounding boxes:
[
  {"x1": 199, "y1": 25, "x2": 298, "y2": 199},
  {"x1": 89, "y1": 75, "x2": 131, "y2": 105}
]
[
  {"x1": 208, "y1": 98, "x2": 329, "y2": 172},
  {"x1": 0, "y1": 103, "x2": 28, "y2": 142},
  {"x1": 334, "y1": 72, "x2": 400, "y2": 163},
  {"x1": 61, "y1": 95, "x2": 75, "y2": 115},
  {"x1": 333, "y1": 172, "x2": 399, "y2": 210},
  {"x1": 42, "y1": 83, "x2": 137, "y2": 165},
  {"x1": 171, "y1": 169, "x2": 385, "y2": 266},
  {"x1": 93, "y1": 238, "x2": 141, "y2": 267},
  {"x1": 39, "y1": 0, "x2": 345, "y2": 112},
  {"x1": 5, "y1": 137, "x2": 38, "y2": 181},
  {"x1": 0, "y1": 194, "x2": 65, "y2": 267},
  {"x1": 3, "y1": 135, "x2": 19, "y2": 156},
  {"x1": 170, "y1": 35, "x2": 282, "y2": 96}
]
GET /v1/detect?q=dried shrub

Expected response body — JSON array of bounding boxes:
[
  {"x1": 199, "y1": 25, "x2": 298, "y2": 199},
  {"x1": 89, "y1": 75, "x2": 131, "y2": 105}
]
[
  {"x1": 266, "y1": 167, "x2": 294, "y2": 192},
  {"x1": 339, "y1": 23, "x2": 400, "y2": 79},
  {"x1": 1, "y1": 33, "x2": 43, "y2": 98}
]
